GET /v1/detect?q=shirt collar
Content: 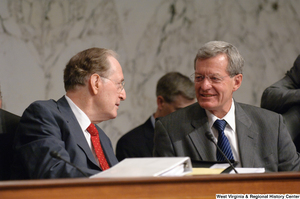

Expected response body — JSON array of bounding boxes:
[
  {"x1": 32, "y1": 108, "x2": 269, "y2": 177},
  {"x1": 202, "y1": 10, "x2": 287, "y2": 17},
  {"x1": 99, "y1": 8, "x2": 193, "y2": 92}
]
[
  {"x1": 150, "y1": 114, "x2": 155, "y2": 128},
  {"x1": 205, "y1": 99, "x2": 236, "y2": 131},
  {"x1": 65, "y1": 95, "x2": 91, "y2": 131}
]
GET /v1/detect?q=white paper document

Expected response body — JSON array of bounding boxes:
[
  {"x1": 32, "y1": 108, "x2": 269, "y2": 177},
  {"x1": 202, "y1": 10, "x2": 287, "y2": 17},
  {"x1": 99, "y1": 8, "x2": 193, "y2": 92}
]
[
  {"x1": 210, "y1": 163, "x2": 265, "y2": 174},
  {"x1": 229, "y1": 167, "x2": 265, "y2": 174},
  {"x1": 210, "y1": 163, "x2": 231, "y2": 169},
  {"x1": 90, "y1": 157, "x2": 192, "y2": 178}
]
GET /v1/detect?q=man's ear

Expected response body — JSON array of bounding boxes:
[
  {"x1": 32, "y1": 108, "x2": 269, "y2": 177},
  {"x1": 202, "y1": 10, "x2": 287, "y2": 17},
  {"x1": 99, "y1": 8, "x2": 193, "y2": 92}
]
[
  {"x1": 232, "y1": 74, "x2": 243, "y2": 92},
  {"x1": 156, "y1": 96, "x2": 165, "y2": 110},
  {"x1": 89, "y1": 74, "x2": 101, "y2": 95}
]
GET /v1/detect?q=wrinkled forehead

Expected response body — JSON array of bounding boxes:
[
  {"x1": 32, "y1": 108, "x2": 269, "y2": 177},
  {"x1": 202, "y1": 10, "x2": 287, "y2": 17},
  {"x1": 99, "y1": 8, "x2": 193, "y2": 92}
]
[{"x1": 195, "y1": 55, "x2": 229, "y2": 74}]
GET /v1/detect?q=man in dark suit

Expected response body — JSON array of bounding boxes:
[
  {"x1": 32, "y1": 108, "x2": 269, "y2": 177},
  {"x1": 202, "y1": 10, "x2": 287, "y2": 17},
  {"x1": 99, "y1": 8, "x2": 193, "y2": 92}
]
[
  {"x1": 12, "y1": 48, "x2": 125, "y2": 179},
  {"x1": 116, "y1": 72, "x2": 195, "y2": 161},
  {"x1": 261, "y1": 54, "x2": 300, "y2": 152},
  {"x1": 154, "y1": 41, "x2": 300, "y2": 172}
]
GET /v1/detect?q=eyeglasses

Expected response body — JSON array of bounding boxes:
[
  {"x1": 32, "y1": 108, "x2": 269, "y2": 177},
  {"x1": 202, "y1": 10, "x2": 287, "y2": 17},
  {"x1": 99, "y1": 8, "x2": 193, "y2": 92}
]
[
  {"x1": 190, "y1": 73, "x2": 229, "y2": 84},
  {"x1": 101, "y1": 77, "x2": 125, "y2": 93}
]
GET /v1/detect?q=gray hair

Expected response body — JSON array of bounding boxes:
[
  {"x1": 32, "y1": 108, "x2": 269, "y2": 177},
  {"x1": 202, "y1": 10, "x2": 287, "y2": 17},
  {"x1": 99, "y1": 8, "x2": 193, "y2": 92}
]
[{"x1": 194, "y1": 41, "x2": 244, "y2": 76}]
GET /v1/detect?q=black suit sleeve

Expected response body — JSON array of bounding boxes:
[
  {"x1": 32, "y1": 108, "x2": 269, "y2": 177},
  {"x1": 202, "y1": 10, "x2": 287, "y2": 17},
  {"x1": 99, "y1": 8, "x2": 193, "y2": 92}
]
[
  {"x1": 261, "y1": 55, "x2": 300, "y2": 114},
  {"x1": 12, "y1": 102, "x2": 94, "y2": 179},
  {"x1": 261, "y1": 75, "x2": 300, "y2": 113}
]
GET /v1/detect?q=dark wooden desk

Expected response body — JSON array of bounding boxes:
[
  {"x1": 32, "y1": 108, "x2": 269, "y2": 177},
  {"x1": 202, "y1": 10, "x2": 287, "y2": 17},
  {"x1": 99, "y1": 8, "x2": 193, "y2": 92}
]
[{"x1": 1, "y1": 172, "x2": 300, "y2": 199}]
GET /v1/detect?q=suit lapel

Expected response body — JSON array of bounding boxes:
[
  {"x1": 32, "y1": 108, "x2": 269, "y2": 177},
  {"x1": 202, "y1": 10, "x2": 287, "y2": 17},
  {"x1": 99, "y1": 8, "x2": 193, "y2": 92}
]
[
  {"x1": 185, "y1": 102, "x2": 259, "y2": 164},
  {"x1": 57, "y1": 96, "x2": 99, "y2": 168},
  {"x1": 96, "y1": 125, "x2": 118, "y2": 167},
  {"x1": 235, "y1": 102, "x2": 257, "y2": 167},
  {"x1": 188, "y1": 104, "x2": 216, "y2": 161}
]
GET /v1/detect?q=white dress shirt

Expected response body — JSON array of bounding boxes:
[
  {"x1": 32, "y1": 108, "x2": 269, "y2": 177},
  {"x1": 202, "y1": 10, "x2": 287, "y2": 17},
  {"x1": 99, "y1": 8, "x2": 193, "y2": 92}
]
[
  {"x1": 205, "y1": 99, "x2": 241, "y2": 164},
  {"x1": 65, "y1": 95, "x2": 99, "y2": 166},
  {"x1": 150, "y1": 114, "x2": 156, "y2": 128}
]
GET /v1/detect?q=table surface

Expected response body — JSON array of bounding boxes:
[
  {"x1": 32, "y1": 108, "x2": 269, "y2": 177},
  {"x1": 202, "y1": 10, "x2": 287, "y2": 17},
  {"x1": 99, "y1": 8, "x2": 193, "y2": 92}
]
[{"x1": 1, "y1": 172, "x2": 300, "y2": 199}]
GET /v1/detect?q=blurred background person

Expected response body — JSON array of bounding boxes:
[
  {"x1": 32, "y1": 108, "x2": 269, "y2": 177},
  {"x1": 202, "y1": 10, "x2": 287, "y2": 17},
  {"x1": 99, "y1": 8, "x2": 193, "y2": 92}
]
[
  {"x1": 261, "y1": 54, "x2": 300, "y2": 152},
  {"x1": 116, "y1": 72, "x2": 195, "y2": 161}
]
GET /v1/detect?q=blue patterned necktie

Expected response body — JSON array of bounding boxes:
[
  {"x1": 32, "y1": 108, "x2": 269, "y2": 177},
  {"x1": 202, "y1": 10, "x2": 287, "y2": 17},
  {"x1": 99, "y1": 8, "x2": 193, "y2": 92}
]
[{"x1": 214, "y1": 119, "x2": 234, "y2": 161}]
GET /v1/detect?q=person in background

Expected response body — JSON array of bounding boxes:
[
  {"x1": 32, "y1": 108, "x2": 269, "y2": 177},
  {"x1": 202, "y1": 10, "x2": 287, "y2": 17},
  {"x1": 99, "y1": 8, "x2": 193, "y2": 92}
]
[
  {"x1": 261, "y1": 54, "x2": 300, "y2": 152},
  {"x1": 261, "y1": 54, "x2": 300, "y2": 114},
  {"x1": 12, "y1": 47, "x2": 126, "y2": 179},
  {"x1": 116, "y1": 72, "x2": 196, "y2": 161},
  {"x1": 153, "y1": 41, "x2": 300, "y2": 172}
]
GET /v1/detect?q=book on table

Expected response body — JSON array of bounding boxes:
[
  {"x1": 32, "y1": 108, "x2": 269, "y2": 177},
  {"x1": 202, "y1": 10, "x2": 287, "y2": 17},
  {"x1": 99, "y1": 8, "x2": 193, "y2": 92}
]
[{"x1": 90, "y1": 157, "x2": 192, "y2": 178}]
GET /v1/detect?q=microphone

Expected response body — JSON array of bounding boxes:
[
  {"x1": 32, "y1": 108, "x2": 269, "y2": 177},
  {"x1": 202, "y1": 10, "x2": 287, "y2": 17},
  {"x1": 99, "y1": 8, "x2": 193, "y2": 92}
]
[
  {"x1": 50, "y1": 151, "x2": 89, "y2": 177},
  {"x1": 205, "y1": 131, "x2": 238, "y2": 174}
]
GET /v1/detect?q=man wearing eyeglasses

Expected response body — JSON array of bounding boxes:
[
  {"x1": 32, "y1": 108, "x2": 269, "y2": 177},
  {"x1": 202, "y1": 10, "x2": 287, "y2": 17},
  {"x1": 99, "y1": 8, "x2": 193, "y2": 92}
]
[
  {"x1": 153, "y1": 41, "x2": 300, "y2": 172},
  {"x1": 12, "y1": 48, "x2": 125, "y2": 179}
]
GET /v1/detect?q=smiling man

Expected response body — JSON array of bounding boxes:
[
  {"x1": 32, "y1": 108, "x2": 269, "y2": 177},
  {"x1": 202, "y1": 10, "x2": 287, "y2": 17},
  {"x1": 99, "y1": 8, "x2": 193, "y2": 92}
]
[
  {"x1": 12, "y1": 48, "x2": 125, "y2": 179},
  {"x1": 153, "y1": 41, "x2": 300, "y2": 172}
]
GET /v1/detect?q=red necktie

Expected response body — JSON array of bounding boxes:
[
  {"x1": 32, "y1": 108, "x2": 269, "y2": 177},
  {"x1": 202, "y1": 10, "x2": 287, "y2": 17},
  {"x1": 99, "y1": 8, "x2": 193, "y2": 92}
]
[{"x1": 86, "y1": 123, "x2": 110, "y2": 170}]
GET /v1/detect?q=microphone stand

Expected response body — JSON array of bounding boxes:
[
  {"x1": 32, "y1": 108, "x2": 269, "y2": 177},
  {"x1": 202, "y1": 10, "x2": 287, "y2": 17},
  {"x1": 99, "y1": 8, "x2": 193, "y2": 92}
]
[
  {"x1": 205, "y1": 132, "x2": 238, "y2": 174},
  {"x1": 50, "y1": 151, "x2": 89, "y2": 177}
]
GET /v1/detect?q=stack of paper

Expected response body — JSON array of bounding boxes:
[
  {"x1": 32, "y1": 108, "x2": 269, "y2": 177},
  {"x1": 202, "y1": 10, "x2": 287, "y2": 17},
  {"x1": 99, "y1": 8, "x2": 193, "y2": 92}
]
[
  {"x1": 229, "y1": 167, "x2": 265, "y2": 174},
  {"x1": 188, "y1": 162, "x2": 265, "y2": 175},
  {"x1": 90, "y1": 157, "x2": 192, "y2": 178}
]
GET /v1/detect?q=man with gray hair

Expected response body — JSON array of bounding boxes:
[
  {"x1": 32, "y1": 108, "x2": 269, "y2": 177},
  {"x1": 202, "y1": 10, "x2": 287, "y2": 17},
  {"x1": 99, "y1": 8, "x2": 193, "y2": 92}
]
[
  {"x1": 116, "y1": 72, "x2": 195, "y2": 161},
  {"x1": 154, "y1": 41, "x2": 300, "y2": 172}
]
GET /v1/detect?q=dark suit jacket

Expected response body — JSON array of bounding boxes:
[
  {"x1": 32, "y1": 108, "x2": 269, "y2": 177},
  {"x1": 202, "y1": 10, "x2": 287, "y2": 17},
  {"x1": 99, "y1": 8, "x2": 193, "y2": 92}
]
[
  {"x1": 11, "y1": 96, "x2": 118, "y2": 179},
  {"x1": 153, "y1": 102, "x2": 300, "y2": 172},
  {"x1": 261, "y1": 54, "x2": 300, "y2": 114},
  {"x1": 261, "y1": 55, "x2": 300, "y2": 152},
  {"x1": 116, "y1": 117, "x2": 154, "y2": 161},
  {"x1": 0, "y1": 109, "x2": 20, "y2": 180},
  {"x1": 0, "y1": 109, "x2": 20, "y2": 135}
]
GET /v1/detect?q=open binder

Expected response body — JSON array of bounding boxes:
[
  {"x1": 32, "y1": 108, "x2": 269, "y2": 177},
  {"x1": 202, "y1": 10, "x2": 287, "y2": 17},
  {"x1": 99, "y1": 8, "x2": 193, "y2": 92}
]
[{"x1": 90, "y1": 157, "x2": 192, "y2": 178}]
